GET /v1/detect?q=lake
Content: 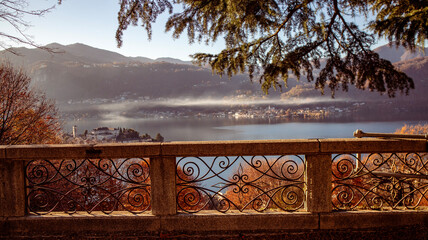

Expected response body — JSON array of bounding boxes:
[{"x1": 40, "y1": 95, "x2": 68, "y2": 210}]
[{"x1": 65, "y1": 117, "x2": 427, "y2": 141}]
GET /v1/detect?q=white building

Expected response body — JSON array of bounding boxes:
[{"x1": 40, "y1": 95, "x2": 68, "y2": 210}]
[{"x1": 87, "y1": 127, "x2": 120, "y2": 141}]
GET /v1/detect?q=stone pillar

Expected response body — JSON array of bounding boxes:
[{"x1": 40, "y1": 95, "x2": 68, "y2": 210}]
[
  {"x1": 150, "y1": 156, "x2": 177, "y2": 215},
  {"x1": 305, "y1": 154, "x2": 332, "y2": 213},
  {"x1": 0, "y1": 160, "x2": 26, "y2": 217}
]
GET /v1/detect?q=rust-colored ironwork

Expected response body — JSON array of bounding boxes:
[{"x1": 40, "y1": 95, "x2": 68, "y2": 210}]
[
  {"x1": 25, "y1": 158, "x2": 151, "y2": 214},
  {"x1": 176, "y1": 155, "x2": 306, "y2": 213},
  {"x1": 332, "y1": 152, "x2": 428, "y2": 210}
]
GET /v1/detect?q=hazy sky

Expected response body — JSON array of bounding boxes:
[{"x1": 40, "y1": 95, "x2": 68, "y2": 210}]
[
  {"x1": 5, "y1": 0, "x2": 225, "y2": 60},
  {"x1": 4, "y1": 0, "x2": 386, "y2": 61}
]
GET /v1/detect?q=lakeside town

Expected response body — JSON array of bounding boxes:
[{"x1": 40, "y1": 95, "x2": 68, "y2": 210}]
[
  {"x1": 61, "y1": 95, "x2": 421, "y2": 125},
  {"x1": 60, "y1": 96, "x2": 424, "y2": 144}
]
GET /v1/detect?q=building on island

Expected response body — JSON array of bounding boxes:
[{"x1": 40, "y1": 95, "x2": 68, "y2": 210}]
[{"x1": 87, "y1": 127, "x2": 120, "y2": 141}]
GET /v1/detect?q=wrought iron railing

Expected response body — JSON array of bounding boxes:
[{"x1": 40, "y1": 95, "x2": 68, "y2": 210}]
[
  {"x1": 0, "y1": 138, "x2": 427, "y2": 218},
  {"x1": 176, "y1": 155, "x2": 305, "y2": 213},
  {"x1": 332, "y1": 152, "x2": 428, "y2": 210},
  {"x1": 25, "y1": 158, "x2": 151, "y2": 214}
]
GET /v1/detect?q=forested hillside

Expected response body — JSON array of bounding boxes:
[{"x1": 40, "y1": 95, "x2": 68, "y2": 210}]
[{"x1": 1, "y1": 43, "x2": 426, "y2": 103}]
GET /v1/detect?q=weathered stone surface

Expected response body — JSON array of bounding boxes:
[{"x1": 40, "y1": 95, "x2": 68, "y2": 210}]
[
  {"x1": 1, "y1": 215, "x2": 160, "y2": 237},
  {"x1": 319, "y1": 138, "x2": 427, "y2": 154},
  {"x1": 3, "y1": 143, "x2": 162, "y2": 160},
  {"x1": 161, "y1": 139, "x2": 320, "y2": 157},
  {"x1": 1, "y1": 212, "x2": 428, "y2": 239},
  {"x1": 161, "y1": 212, "x2": 319, "y2": 232},
  {"x1": 3, "y1": 138, "x2": 426, "y2": 160},
  {"x1": 151, "y1": 157, "x2": 177, "y2": 216},
  {"x1": 0, "y1": 160, "x2": 25, "y2": 217},
  {"x1": 1, "y1": 139, "x2": 428, "y2": 239},
  {"x1": 319, "y1": 211, "x2": 428, "y2": 229},
  {"x1": 0, "y1": 146, "x2": 5, "y2": 159},
  {"x1": 92, "y1": 142, "x2": 161, "y2": 158},
  {"x1": 5, "y1": 144, "x2": 91, "y2": 160},
  {"x1": 305, "y1": 154, "x2": 332, "y2": 213}
]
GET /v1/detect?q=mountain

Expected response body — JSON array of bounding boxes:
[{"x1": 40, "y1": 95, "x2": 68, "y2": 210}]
[
  {"x1": 0, "y1": 43, "x2": 261, "y2": 101},
  {"x1": 154, "y1": 57, "x2": 192, "y2": 65},
  {"x1": 0, "y1": 42, "x2": 426, "y2": 103},
  {"x1": 28, "y1": 61, "x2": 259, "y2": 101},
  {"x1": 372, "y1": 44, "x2": 427, "y2": 100},
  {"x1": 0, "y1": 43, "x2": 192, "y2": 67},
  {"x1": 129, "y1": 56, "x2": 155, "y2": 63},
  {"x1": 49, "y1": 43, "x2": 130, "y2": 63},
  {"x1": 394, "y1": 56, "x2": 428, "y2": 81},
  {"x1": 281, "y1": 55, "x2": 428, "y2": 101},
  {"x1": 373, "y1": 44, "x2": 427, "y2": 63},
  {"x1": 393, "y1": 56, "x2": 428, "y2": 99}
]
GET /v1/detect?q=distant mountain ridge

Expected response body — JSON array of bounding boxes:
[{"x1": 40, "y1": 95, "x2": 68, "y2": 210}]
[
  {"x1": 4, "y1": 42, "x2": 424, "y2": 69},
  {"x1": 0, "y1": 43, "x2": 258, "y2": 101},
  {"x1": 373, "y1": 44, "x2": 427, "y2": 63},
  {"x1": 0, "y1": 42, "x2": 426, "y2": 103},
  {"x1": 1, "y1": 43, "x2": 193, "y2": 67}
]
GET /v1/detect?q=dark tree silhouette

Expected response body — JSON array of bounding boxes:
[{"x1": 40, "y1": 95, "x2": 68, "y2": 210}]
[{"x1": 114, "y1": 0, "x2": 427, "y2": 97}]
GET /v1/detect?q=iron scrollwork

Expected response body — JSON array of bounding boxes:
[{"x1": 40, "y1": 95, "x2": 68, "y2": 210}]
[
  {"x1": 332, "y1": 153, "x2": 428, "y2": 210},
  {"x1": 176, "y1": 155, "x2": 305, "y2": 213},
  {"x1": 26, "y1": 158, "x2": 151, "y2": 214}
]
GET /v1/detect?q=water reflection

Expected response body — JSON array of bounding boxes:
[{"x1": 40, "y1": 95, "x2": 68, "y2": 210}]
[{"x1": 64, "y1": 117, "x2": 426, "y2": 141}]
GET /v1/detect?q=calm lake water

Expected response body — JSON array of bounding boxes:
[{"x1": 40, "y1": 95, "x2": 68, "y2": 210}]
[{"x1": 65, "y1": 117, "x2": 427, "y2": 141}]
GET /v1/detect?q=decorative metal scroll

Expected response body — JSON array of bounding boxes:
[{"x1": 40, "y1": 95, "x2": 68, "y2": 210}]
[
  {"x1": 26, "y1": 158, "x2": 150, "y2": 215},
  {"x1": 176, "y1": 155, "x2": 305, "y2": 213},
  {"x1": 332, "y1": 153, "x2": 428, "y2": 210}
]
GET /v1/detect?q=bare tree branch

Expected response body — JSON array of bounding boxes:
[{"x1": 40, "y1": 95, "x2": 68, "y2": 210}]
[{"x1": 0, "y1": 0, "x2": 59, "y2": 54}]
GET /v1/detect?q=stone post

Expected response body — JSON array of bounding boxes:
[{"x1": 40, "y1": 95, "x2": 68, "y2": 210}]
[
  {"x1": 0, "y1": 160, "x2": 26, "y2": 217},
  {"x1": 150, "y1": 156, "x2": 177, "y2": 215},
  {"x1": 305, "y1": 154, "x2": 332, "y2": 213}
]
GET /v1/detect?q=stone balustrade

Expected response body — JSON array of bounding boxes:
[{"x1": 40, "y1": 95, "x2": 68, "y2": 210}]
[{"x1": 0, "y1": 138, "x2": 427, "y2": 239}]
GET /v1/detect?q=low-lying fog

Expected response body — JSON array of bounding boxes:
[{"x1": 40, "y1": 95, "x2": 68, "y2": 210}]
[
  {"x1": 59, "y1": 97, "x2": 349, "y2": 137},
  {"x1": 60, "y1": 97, "x2": 345, "y2": 115},
  {"x1": 58, "y1": 97, "x2": 425, "y2": 141}
]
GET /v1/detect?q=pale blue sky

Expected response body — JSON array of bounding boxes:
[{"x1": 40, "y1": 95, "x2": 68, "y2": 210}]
[
  {"x1": 4, "y1": 0, "x2": 387, "y2": 61},
  {"x1": 6, "y1": 0, "x2": 225, "y2": 60}
]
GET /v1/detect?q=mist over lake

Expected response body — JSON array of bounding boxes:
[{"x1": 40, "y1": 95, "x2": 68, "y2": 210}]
[
  {"x1": 64, "y1": 114, "x2": 426, "y2": 141},
  {"x1": 60, "y1": 95, "x2": 427, "y2": 141},
  {"x1": 60, "y1": 96, "x2": 428, "y2": 141}
]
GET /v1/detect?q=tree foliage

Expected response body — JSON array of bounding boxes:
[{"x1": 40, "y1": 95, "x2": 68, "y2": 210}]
[
  {"x1": 115, "y1": 0, "x2": 427, "y2": 97},
  {"x1": 369, "y1": 0, "x2": 428, "y2": 50},
  {"x1": 0, "y1": 62, "x2": 61, "y2": 144},
  {"x1": 116, "y1": 128, "x2": 140, "y2": 141},
  {"x1": 395, "y1": 123, "x2": 428, "y2": 135},
  {"x1": 154, "y1": 133, "x2": 164, "y2": 142}
]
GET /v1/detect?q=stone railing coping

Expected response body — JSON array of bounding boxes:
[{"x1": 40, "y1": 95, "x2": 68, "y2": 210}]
[
  {"x1": 1, "y1": 138, "x2": 428, "y2": 239},
  {"x1": 0, "y1": 138, "x2": 426, "y2": 160},
  {"x1": 318, "y1": 138, "x2": 427, "y2": 153},
  {"x1": 2, "y1": 211, "x2": 427, "y2": 236}
]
